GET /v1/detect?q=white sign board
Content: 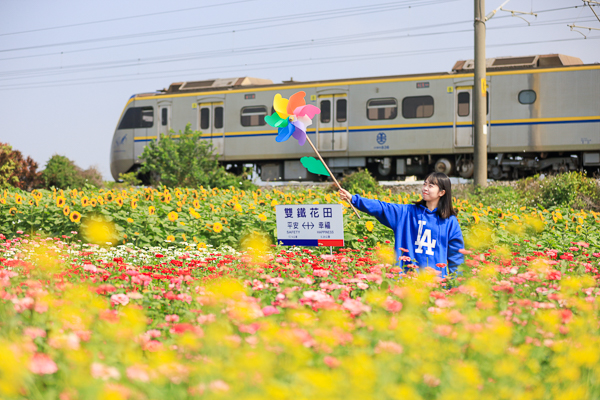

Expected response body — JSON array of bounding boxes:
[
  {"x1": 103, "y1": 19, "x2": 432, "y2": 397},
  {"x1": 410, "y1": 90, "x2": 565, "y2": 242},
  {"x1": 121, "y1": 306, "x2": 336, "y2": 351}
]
[{"x1": 276, "y1": 204, "x2": 344, "y2": 247}]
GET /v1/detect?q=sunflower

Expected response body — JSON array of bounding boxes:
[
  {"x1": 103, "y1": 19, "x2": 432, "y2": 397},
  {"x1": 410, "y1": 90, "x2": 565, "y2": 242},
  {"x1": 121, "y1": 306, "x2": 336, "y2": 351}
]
[
  {"x1": 127, "y1": 218, "x2": 134, "y2": 223},
  {"x1": 213, "y1": 222, "x2": 223, "y2": 233},
  {"x1": 258, "y1": 213, "x2": 267, "y2": 222},
  {"x1": 193, "y1": 200, "x2": 201, "y2": 209},
  {"x1": 116, "y1": 197, "x2": 124, "y2": 207},
  {"x1": 90, "y1": 199, "x2": 97, "y2": 207},
  {"x1": 70, "y1": 211, "x2": 82, "y2": 223},
  {"x1": 168, "y1": 211, "x2": 178, "y2": 222},
  {"x1": 15, "y1": 194, "x2": 22, "y2": 204},
  {"x1": 97, "y1": 196, "x2": 104, "y2": 205},
  {"x1": 366, "y1": 221, "x2": 374, "y2": 232},
  {"x1": 148, "y1": 206, "x2": 156, "y2": 215},
  {"x1": 8, "y1": 207, "x2": 17, "y2": 215},
  {"x1": 63, "y1": 206, "x2": 70, "y2": 216},
  {"x1": 131, "y1": 199, "x2": 138, "y2": 209},
  {"x1": 81, "y1": 196, "x2": 89, "y2": 207},
  {"x1": 56, "y1": 196, "x2": 66, "y2": 208},
  {"x1": 234, "y1": 203, "x2": 243, "y2": 212},
  {"x1": 166, "y1": 235, "x2": 175, "y2": 242},
  {"x1": 105, "y1": 192, "x2": 114, "y2": 202}
]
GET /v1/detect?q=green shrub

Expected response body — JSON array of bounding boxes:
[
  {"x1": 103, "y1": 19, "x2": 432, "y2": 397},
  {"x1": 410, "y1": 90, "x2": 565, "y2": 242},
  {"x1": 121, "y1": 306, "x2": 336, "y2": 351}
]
[
  {"x1": 517, "y1": 171, "x2": 600, "y2": 210},
  {"x1": 337, "y1": 169, "x2": 381, "y2": 196},
  {"x1": 139, "y1": 123, "x2": 256, "y2": 190},
  {"x1": 41, "y1": 155, "x2": 102, "y2": 189}
]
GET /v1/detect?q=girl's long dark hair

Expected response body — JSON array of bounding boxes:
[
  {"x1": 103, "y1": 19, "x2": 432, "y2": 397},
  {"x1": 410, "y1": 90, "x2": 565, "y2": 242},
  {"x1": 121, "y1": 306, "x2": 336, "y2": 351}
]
[{"x1": 414, "y1": 172, "x2": 456, "y2": 219}]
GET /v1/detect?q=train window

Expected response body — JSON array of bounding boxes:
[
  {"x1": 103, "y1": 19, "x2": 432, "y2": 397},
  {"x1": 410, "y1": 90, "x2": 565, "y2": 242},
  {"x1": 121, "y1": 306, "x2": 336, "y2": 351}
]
[
  {"x1": 367, "y1": 98, "x2": 397, "y2": 120},
  {"x1": 118, "y1": 107, "x2": 154, "y2": 129},
  {"x1": 214, "y1": 106, "x2": 223, "y2": 129},
  {"x1": 457, "y1": 92, "x2": 470, "y2": 117},
  {"x1": 518, "y1": 90, "x2": 536, "y2": 104},
  {"x1": 402, "y1": 96, "x2": 434, "y2": 118},
  {"x1": 320, "y1": 100, "x2": 331, "y2": 123},
  {"x1": 200, "y1": 108, "x2": 210, "y2": 130},
  {"x1": 336, "y1": 99, "x2": 347, "y2": 122},
  {"x1": 161, "y1": 108, "x2": 168, "y2": 126},
  {"x1": 241, "y1": 106, "x2": 267, "y2": 127}
]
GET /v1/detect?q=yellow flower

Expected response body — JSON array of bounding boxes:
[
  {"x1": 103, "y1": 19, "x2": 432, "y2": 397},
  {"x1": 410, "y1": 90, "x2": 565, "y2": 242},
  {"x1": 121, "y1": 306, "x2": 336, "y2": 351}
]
[
  {"x1": 234, "y1": 203, "x2": 243, "y2": 212},
  {"x1": 258, "y1": 213, "x2": 267, "y2": 222},
  {"x1": 8, "y1": 207, "x2": 17, "y2": 215},
  {"x1": 70, "y1": 211, "x2": 82, "y2": 223},
  {"x1": 63, "y1": 205, "x2": 70, "y2": 216},
  {"x1": 271, "y1": 199, "x2": 278, "y2": 206},
  {"x1": 81, "y1": 196, "x2": 89, "y2": 207},
  {"x1": 116, "y1": 197, "x2": 124, "y2": 207},
  {"x1": 131, "y1": 199, "x2": 138, "y2": 209},
  {"x1": 90, "y1": 199, "x2": 97, "y2": 207},
  {"x1": 15, "y1": 194, "x2": 22, "y2": 204},
  {"x1": 148, "y1": 206, "x2": 156, "y2": 215},
  {"x1": 182, "y1": 233, "x2": 187, "y2": 242},
  {"x1": 127, "y1": 218, "x2": 134, "y2": 223},
  {"x1": 166, "y1": 235, "x2": 175, "y2": 242},
  {"x1": 365, "y1": 221, "x2": 374, "y2": 232},
  {"x1": 97, "y1": 196, "x2": 104, "y2": 205},
  {"x1": 213, "y1": 222, "x2": 223, "y2": 233},
  {"x1": 56, "y1": 196, "x2": 66, "y2": 208},
  {"x1": 193, "y1": 200, "x2": 201, "y2": 208},
  {"x1": 198, "y1": 242, "x2": 207, "y2": 250},
  {"x1": 168, "y1": 211, "x2": 178, "y2": 222}
]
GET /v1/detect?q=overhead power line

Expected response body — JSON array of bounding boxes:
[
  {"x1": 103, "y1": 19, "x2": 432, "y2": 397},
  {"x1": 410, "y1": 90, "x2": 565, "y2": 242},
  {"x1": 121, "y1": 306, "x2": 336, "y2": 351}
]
[
  {"x1": 0, "y1": 16, "x2": 593, "y2": 81},
  {"x1": 1, "y1": 35, "x2": 597, "y2": 91},
  {"x1": 0, "y1": 0, "x2": 256, "y2": 37},
  {"x1": 0, "y1": 0, "x2": 455, "y2": 53}
]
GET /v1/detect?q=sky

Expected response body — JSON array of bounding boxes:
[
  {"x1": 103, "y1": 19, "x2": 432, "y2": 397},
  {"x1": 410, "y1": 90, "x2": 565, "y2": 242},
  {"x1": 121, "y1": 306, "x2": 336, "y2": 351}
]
[{"x1": 1, "y1": 0, "x2": 599, "y2": 181}]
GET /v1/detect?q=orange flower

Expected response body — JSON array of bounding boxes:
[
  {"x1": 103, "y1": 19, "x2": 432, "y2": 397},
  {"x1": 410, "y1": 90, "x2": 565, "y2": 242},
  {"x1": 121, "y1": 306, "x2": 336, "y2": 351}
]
[{"x1": 70, "y1": 211, "x2": 81, "y2": 223}]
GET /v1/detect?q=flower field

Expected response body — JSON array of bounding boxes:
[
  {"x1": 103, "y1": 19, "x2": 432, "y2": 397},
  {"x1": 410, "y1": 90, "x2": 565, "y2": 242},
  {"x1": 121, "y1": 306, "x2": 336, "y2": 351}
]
[{"x1": 1, "y1": 185, "x2": 600, "y2": 399}]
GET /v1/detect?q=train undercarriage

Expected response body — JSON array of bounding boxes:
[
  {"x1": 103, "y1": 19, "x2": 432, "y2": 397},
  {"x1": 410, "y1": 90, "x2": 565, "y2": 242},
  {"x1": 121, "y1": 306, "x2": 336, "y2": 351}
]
[{"x1": 232, "y1": 151, "x2": 599, "y2": 182}]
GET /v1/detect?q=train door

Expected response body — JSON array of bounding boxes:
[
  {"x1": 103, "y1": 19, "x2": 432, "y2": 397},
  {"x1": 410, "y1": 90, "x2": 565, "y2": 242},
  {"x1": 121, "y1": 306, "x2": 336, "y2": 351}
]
[
  {"x1": 454, "y1": 85, "x2": 490, "y2": 148},
  {"x1": 157, "y1": 102, "x2": 171, "y2": 138},
  {"x1": 317, "y1": 94, "x2": 348, "y2": 151},
  {"x1": 133, "y1": 106, "x2": 155, "y2": 161},
  {"x1": 198, "y1": 101, "x2": 225, "y2": 155}
]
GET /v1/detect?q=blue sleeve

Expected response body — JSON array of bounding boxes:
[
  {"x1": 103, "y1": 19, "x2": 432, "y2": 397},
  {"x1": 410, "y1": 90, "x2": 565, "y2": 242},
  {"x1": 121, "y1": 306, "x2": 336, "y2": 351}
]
[
  {"x1": 447, "y1": 216, "x2": 465, "y2": 274},
  {"x1": 351, "y1": 194, "x2": 405, "y2": 230}
]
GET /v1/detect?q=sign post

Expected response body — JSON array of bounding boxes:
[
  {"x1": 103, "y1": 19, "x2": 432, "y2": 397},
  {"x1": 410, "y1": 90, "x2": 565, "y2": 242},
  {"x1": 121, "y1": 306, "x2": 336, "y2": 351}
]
[{"x1": 276, "y1": 204, "x2": 344, "y2": 247}]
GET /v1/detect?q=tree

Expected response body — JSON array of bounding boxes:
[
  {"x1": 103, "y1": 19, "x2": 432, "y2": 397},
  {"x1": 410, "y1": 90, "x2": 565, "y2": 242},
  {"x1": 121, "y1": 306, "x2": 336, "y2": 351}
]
[
  {"x1": 138, "y1": 124, "x2": 255, "y2": 189},
  {"x1": 41, "y1": 155, "x2": 102, "y2": 189},
  {"x1": 0, "y1": 142, "x2": 42, "y2": 190}
]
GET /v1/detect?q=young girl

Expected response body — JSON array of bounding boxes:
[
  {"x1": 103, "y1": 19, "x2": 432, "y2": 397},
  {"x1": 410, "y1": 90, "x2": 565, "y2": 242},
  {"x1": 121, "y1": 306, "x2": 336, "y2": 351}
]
[{"x1": 339, "y1": 172, "x2": 464, "y2": 277}]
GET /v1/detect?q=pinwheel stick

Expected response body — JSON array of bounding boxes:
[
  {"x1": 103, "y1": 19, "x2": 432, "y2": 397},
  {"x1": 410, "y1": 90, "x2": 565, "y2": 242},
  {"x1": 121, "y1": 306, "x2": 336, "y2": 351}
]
[{"x1": 304, "y1": 135, "x2": 361, "y2": 219}]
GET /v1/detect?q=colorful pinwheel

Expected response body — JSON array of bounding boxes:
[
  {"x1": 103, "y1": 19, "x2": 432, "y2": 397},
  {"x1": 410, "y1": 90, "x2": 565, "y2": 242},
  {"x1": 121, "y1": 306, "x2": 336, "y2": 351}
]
[
  {"x1": 264, "y1": 91, "x2": 321, "y2": 146},
  {"x1": 265, "y1": 90, "x2": 360, "y2": 217}
]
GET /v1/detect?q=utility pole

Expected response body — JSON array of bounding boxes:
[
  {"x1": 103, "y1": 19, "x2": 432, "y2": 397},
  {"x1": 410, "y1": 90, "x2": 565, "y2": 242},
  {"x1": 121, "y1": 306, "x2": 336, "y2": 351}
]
[{"x1": 473, "y1": 0, "x2": 487, "y2": 187}]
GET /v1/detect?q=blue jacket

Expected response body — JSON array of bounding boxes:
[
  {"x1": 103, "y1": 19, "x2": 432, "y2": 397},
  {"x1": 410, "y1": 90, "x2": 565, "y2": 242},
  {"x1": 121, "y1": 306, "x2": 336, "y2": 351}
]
[{"x1": 352, "y1": 194, "x2": 464, "y2": 277}]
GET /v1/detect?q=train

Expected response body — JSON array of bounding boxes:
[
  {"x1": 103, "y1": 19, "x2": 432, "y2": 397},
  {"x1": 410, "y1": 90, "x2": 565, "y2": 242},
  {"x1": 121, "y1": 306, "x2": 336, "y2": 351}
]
[{"x1": 110, "y1": 53, "x2": 600, "y2": 182}]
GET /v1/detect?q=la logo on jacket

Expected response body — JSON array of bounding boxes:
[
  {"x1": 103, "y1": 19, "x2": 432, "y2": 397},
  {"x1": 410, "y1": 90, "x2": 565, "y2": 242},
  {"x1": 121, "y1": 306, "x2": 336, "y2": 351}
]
[{"x1": 415, "y1": 220, "x2": 436, "y2": 255}]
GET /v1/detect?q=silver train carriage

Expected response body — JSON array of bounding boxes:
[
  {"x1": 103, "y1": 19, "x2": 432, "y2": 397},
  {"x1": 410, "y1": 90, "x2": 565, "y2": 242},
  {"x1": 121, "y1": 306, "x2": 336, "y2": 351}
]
[{"x1": 110, "y1": 54, "x2": 600, "y2": 182}]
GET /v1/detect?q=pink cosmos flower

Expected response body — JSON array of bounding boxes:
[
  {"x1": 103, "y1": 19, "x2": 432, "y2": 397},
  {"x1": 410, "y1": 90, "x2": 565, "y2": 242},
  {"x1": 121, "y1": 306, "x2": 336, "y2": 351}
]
[
  {"x1": 375, "y1": 340, "x2": 403, "y2": 354},
  {"x1": 91, "y1": 362, "x2": 121, "y2": 381},
  {"x1": 313, "y1": 269, "x2": 330, "y2": 278},
  {"x1": 127, "y1": 365, "x2": 152, "y2": 382},
  {"x1": 342, "y1": 299, "x2": 371, "y2": 316},
  {"x1": 110, "y1": 293, "x2": 129, "y2": 306},
  {"x1": 24, "y1": 327, "x2": 46, "y2": 339},
  {"x1": 262, "y1": 306, "x2": 279, "y2": 316},
  {"x1": 324, "y1": 356, "x2": 341, "y2": 368},
  {"x1": 357, "y1": 282, "x2": 369, "y2": 290},
  {"x1": 30, "y1": 353, "x2": 58, "y2": 375},
  {"x1": 165, "y1": 314, "x2": 180, "y2": 323}
]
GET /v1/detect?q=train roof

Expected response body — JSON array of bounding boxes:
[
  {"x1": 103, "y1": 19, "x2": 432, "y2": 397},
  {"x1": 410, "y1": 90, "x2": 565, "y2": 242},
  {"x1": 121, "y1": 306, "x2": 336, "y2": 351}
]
[{"x1": 133, "y1": 54, "x2": 591, "y2": 99}]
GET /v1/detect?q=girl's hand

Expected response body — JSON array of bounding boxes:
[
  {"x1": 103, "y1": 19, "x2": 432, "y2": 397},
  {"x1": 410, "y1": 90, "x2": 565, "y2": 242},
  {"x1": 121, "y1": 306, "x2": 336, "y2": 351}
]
[{"x1": 338, "y1": 188, "x2": 352, "y2": 203}]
